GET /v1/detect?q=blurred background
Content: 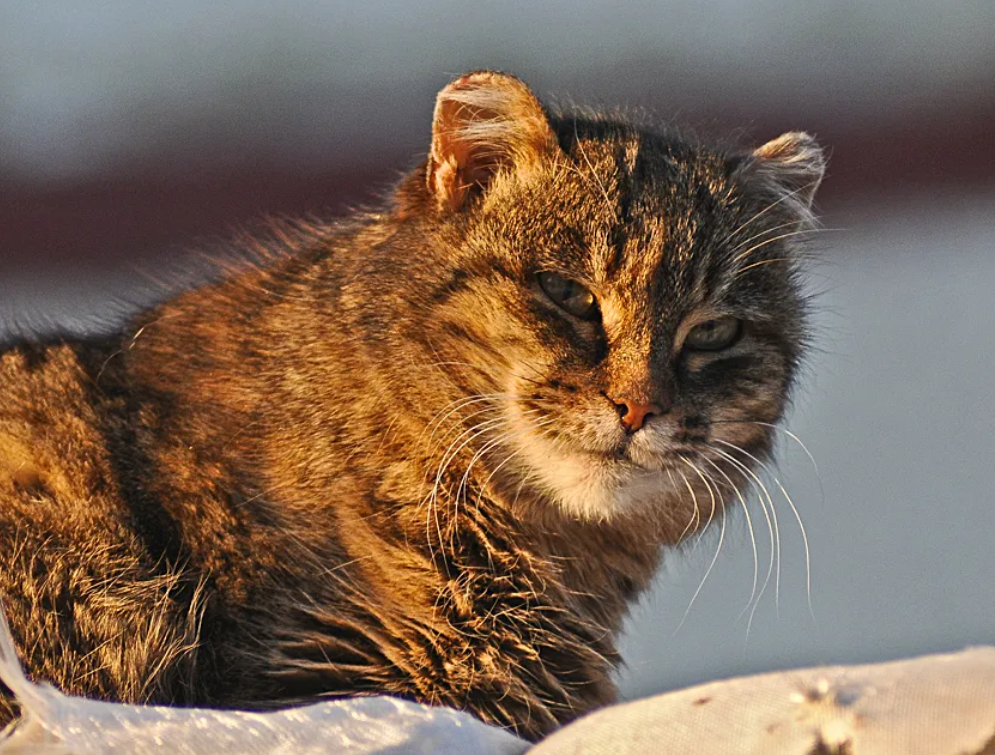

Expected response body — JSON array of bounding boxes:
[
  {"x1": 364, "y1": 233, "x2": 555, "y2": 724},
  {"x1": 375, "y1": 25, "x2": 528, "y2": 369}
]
[{"x1": 2, "y1": 1, "x2": 993, "y2": 700}]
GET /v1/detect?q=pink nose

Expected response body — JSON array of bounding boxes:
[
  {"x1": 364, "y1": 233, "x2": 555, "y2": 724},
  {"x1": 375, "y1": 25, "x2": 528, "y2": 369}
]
[{"x1": 610, "y1": 398, "x2": 663, "y2": 433}]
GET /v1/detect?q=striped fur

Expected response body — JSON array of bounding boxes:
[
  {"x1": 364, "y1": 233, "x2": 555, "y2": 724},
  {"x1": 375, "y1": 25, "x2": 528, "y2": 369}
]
[{"x1": 0, "y1": 71, "x2": 823, "y2": 740}]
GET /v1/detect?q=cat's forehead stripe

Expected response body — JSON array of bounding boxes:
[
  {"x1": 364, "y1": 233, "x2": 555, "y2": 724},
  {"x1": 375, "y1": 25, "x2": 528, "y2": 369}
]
[{"x1": 583, "y1": 135, "x2": 738, "y2": 312}]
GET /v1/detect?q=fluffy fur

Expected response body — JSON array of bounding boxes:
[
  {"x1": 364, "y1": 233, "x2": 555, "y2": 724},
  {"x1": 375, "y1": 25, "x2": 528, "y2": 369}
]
[{"x1": 0, "y1": 71, "x2": 824, "y2": 740}]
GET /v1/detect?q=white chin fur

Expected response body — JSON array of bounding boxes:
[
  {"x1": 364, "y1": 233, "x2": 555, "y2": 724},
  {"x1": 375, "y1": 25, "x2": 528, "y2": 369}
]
[
  {"x1": 546, "y1": 456, "x2": 676, "y2": 520},
  {"x1": 509, "y1": 424, "x2": 680, "y2": 520}
]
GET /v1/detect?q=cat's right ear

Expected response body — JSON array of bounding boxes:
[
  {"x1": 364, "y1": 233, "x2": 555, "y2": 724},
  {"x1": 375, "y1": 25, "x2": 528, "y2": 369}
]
[
  {"x1": 426, "y1": 71, "x2": 559, "y2": 212},
  {"x1": 732, "y1": 132, "x2": 826, "y2": 223}
]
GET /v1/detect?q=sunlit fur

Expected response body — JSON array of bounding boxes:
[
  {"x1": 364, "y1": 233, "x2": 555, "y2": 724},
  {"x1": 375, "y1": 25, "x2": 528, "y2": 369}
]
[{"x1": 0, "y1": 71, "x2": 823, "y2": 740}]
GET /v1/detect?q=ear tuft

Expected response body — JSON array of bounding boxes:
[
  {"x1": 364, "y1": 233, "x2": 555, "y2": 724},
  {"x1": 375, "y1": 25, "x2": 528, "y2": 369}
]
[
  {"x1": 427, "y1": 71, "x2": 557, "y2": 212},
  {"x1": 738, "y1": 132, "x2": 826, "y2": 220}
]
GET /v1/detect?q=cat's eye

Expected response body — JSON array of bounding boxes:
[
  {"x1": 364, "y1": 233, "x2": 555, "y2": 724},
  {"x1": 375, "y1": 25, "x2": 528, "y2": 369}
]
[
  {"x1": 537, "y1": 272, "x2": 599, "y2": 320},
  {"x1": 684, "y1": 317, "x2": 743, "y2": 351}
]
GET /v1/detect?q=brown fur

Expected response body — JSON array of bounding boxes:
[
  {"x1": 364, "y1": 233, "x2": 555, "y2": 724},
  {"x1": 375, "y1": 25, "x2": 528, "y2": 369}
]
[{"x1": 0, "y1": 71, "x2": 824, "y2": 740}]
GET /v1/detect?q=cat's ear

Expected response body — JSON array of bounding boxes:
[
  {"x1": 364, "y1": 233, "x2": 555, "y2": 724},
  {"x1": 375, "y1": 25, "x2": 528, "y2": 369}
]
[
  {"x1": 427, "y1": 71, "x2": 559, "y2": 212},
  {"x1": 734, "y1": 132, "x2": 826, "y2": 217}
]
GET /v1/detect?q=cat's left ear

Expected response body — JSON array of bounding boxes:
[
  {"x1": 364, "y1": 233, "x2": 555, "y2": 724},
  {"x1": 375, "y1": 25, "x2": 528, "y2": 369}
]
[
  {"x1": 734, "y1": 132, "x2": 826, "y2": 216},
  {"x1": 427, "y1": 71, "x2": 559, "y2": 212}
]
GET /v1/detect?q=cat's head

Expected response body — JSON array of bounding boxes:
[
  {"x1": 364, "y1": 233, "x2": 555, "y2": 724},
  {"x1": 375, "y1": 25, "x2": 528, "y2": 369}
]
[{"x1": 384, "y1": 71, "x2": 823, "y2": 528}]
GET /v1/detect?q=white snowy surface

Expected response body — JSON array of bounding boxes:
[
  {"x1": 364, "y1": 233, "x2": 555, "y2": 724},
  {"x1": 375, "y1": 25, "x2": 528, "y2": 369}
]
[{"x1": 533, "y1": 649, "x2": 995, "y2": 754}]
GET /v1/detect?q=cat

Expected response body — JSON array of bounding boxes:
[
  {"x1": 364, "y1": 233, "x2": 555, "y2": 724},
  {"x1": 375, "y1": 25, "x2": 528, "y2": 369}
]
[{"x1": 0, "y1": 70, "x2": 824, "y2": 740}]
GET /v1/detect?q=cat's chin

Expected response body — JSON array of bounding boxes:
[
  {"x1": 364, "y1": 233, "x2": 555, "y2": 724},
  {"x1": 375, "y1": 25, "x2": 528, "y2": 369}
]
[
  {"x1": 500, "y1": 402, "x2": 686, "y2": 520},
  {"x1": 513, "y1": 438, "x2": 684, "y2": 521},
  {"x1": 550, "y1": 460, "x2": 680, "y2": 521}
]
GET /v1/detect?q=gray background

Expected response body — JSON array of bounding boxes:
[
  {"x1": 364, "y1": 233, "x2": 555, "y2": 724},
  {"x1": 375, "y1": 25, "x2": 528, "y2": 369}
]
[{"x1": 1, "y1": 1, "x2": 993, "y2": 701}]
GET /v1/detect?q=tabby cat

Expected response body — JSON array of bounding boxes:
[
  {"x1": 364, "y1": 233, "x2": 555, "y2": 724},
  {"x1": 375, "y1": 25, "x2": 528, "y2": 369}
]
[{"x1": 0, "y1": 71, "x2": 824, "y2": 740}]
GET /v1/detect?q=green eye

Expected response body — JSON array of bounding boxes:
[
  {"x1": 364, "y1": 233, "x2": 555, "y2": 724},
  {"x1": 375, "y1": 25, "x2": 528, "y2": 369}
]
[
  {"x1": 684, "y1": 317, "x2": 743, "y2": 351},
  {"x1": 537, "y1": 272, "x2": 599, "y2": 320}
]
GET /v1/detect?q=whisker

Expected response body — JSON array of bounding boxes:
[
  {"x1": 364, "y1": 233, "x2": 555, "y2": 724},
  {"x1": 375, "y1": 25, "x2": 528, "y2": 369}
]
[
  {"x1": 698, "y1": 456, "x2": 762, "y2": 622},
  {"x1": 720, "y1": 180, "x2": 824, "y2": 248},
  {"x1": 423, "y1": 395, "x2": 509, "y2": 450},
  {"x1": 475, "y1": 418, "x2": 559, "y2": 504},
  {"x1": 429, "y1": 411, "x2": 512, "y2": 485},
  {"x1": 697, "y1": 453, "x2": 774, "y2": 635},
  {"x1": 419, "y1": 389, "x2": 551, "y2": 456},
  {"x1": 677, "y1": 490, "x2": 727, "y2": 637},
  {"x1": 727, "y1": 218, "x2": 809, "y2": 257},
  {"x1": 452, "y1": 416, "x2": 541, "y2": 533},
  {"x1": 423, "y1": 413, "x2": 518, "y2": 571},
  {"x1": 712, "y1": 419, "x2": 823, "y2": 504},
  {"x1": 425, "y1": 407, "x2": 551, "y2": 561},
  {"x1": 674, "y1": 459, "x2": 725, "y2": 633},
  {"x1": 672, "y1": 468, "x2": 701, "y2": 543},
  {"x1": 733, "y1": 228, "x2": 839, "y2": 266},
  {"x1": 706, "y1": 447, "x2": 783, "y2": 638},
  {"x1": 681, "y1": 461, "x2": 714, "y2": 553},
  {"x1": 715, "y1": 439, "x2": 815, "y2": 625}
]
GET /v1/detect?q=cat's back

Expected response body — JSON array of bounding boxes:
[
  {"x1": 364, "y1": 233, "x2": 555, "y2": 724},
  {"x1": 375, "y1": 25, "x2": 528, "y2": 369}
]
[{"x1": 0, "y1": 339, "x2": 197, "y2": 722}]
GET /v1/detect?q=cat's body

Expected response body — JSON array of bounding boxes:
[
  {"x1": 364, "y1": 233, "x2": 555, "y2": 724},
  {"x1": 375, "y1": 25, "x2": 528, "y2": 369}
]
[{"x1": 0, "y1": 72, "x2": 824, "y2": 739}]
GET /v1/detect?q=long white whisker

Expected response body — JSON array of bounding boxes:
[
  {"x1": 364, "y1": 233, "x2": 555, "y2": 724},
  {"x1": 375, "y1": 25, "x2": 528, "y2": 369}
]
[
  {"x1": 721, "y1": 468, "x2": 759, "y2": 622},
  {"x1": 732, "y1": 229, "x2": 830, "y2": 265},
  {"x1": 682, "y1": 460, "x2": 715, "y2": 550},
  {"x1": 712, "y1": 419, "x2": 824, "y2": 507},
  {"x1": 672, "y1": 468, "x2": 701, "y2": 543},
  {"x1": 477, "y1": 418, "x2": 559, "y2": 502},
  {"x1": 430, "y1": 414, "x2": 512, "y2": 493},
  {"x1": 453, "y1": 414, "x2": 552, "y2": 525},
  {"x1": 425, "y1": 398, "x2": 511, "y2": 451},
  {"x1": 679, "y1": 494, "x2": 726, "y2": 636},
  {"x1": 727, "y1": 218, "x2": 808, "y2": 258},
  {"x1": 424, "y1": 413, "x2": 522, "y2": 570},
  {"x1": 421, "y1": 393, "x2": 500, "y2": 444},
  {"x1": 674, "y1": 459, "x2": 724, "y2": 633},
  {"x1": 715, "y1": 439, "x2": 815, "y2": 625},
  {"x1": 698, "y1": 453, "x2": 774, "y2": 636},
  {"x1": 707, "y1": 447, "x2": 782, "y2": 643},
  {"x1": 720, "y1": 181, "x2": 824, "y2": 247}
]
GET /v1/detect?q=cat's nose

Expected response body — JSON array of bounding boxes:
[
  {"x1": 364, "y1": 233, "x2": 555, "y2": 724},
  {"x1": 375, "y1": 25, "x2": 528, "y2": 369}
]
[{"x1": 610, "y1": 398, "x2": 664, "y2": 434}]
